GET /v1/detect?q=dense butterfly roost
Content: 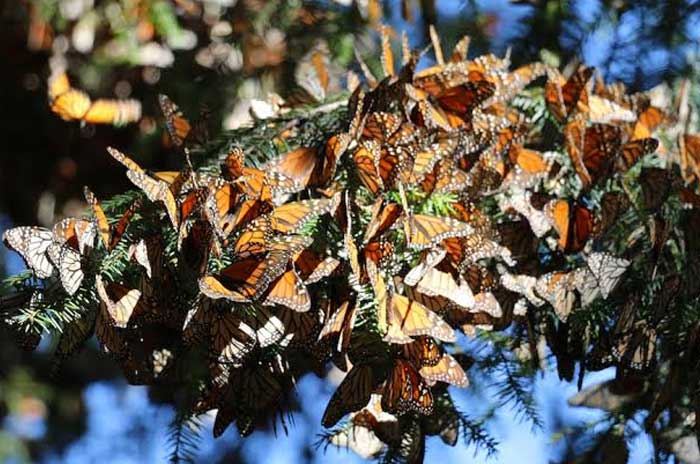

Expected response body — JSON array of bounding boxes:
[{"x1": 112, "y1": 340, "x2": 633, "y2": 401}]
[{"x1": 4, "y1": 26, "x2": 700, "y2": 462}]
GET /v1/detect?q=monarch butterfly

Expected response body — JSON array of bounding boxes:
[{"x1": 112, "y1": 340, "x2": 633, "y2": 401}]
[
  {"x1": 363, "y1": 199, "x2": 402, "y2": 244},
  {"x1": 263, "y1": 147, "x2": 319, "y2": 195},
  {"x1": 408, "y1": 133, "x2": 458, "y2": 185},
  {"x1": 545, "y1": 65, "x2": 593, "y2": 122},
  {"x1": 95, "y1": 275, "x2": 145, "y2": 328},
  {"x1": 262, "y1": 269, "x2": 310, "y2": 312},
  {"x1": 381, "y1": 359, "x2": 433, "y2": 415},
  {"x1": 294, "y1": 250, "x2": 340, "y2": 284},
  {"x1": 639, "y1": 167, "x2": 672, "y2": 211},
  {"x1": 3, "y1": 227, "x2": 55, "y2": 278},
  {"x1": 319, "y1": 133, "x2": 350, "y2": 186},
  {"x1": 594, "y1": 192, "x2": 630, "y2": 238},
  {"x1": 127, "y1": 236, "x2": 162, "y2": 279},
  {"x1": 401, "y1": 278, "x2": 450, "y2": 314},
  {"x1": 403, "y1": 213, "x2": 474, "y2": 250},
  {"x1": 329, "y1": 403, "x2": 395, "y2": 459},
  {"x1": 582, "y1": 252, "x2": 630, "y2": 300},
  {"x1": 533, "y1": 270, "x2": 583, "y2": 321},
  {"x1": 544, "y1": 199, "x2": 594, "y2": 253},
  {"x1": 385, "y1": 293, "x2": 456, "y2": 344},
  {"x1": 431, "y1": 81, "x2": 495, "y2": 117},
  {"x1": 471, "y1": 291, "x2": 503, "y2": 318},
  {"x1": 380, "y1": 25, "x2": 396, "y2": 79},
  {"x1": 290, "y1": 40, "x2": 339, "y2": 104},
  {"x1": 322, "y1": 364, "x2": 377, "y2": 427},
  {"x1": 51, "y1": 217, "x2": 96, "y2": 254},
  {"x1": 679, "y1": 134, "x2": 700, "y2": 184},
  {"x1": 404, "y1": 248, "x2": 447, "y2": 286},
  {"x1": 442, "y1": 233, "x2": 515, "y2": 269},
  {"x1": 277, "y1": 305, "x2": 322, "y2": 349},
  {"x1": 586, "y1": 95, "x2": 636, "y2": 124},
  {"x1": 198, "y1": 249, "x2": 289, "y2": 302},
  {"x1": 95, "y1": 303, "x2": 128, "y2": 356},
  {"x1": 202, "y1": 181, "x2": 242, "y2": 239},
  {"x1": 209, "y1": 310, "x2": 255, "y2": 365},
  {"x1": 344, "y1": 205, "x2": 364, "y2": 285},
  {"x1": 363, "y1": 112, "x2": 402, "y2": 143},
  {"x1": 401, "y1": 336, "x2": 442, "y2": 368},
  {"x1": 419, "y1": 157, "x2": 471, "y2": 194},
  {"x1": 180, "y1": 219, "x2": 214, "y2": 275},
  {"x1": 566, "y1": 120, "x2": 658, "y2": 188},
  {"x1": 633, "y1": 105, "x2": 667, "y2": 140},
  {"x1": 318, "y1": 299, "x2": 357, "y2": 359},
  {"x1": 48, "y1": 71, "x2": 141, "y2": 125},
  {"x1": 363, "y1": 239, "x2": 394, "y2": 267},
  {"x1": 46, "y1": 242, "x2": 84, "y2": 295},
  {"x1": 419, "y1": 353, "x2": 469, "y2": 387},
  {"x1": 488, "y1": 62, "x2": 548, "y2": 104},
  {"x1": 107, "y1": 147, "x2": 179, "y2": 228},
  {"x1": 415, "y1": 268, "x2": 475, "y2": 310},
  {"x1": 500, "y1": 271, "x2": 545, "y2": 308},
  {"x1": 84, "y1": 187, "x2": 141, "y2": 251},
  {"x1": 241, "y1": 306, "x2": 287, "y2": 348},
  {"x1": 269, "y1": 196, "x2": 339, "y2": 234},
  {"x1": 353, "y1": 141, "x2": 384, "y2": 194},
  {"x1": 158, "y1": 94, "x2": 208, "y2": 148},
  {"x1": 178, "y1": 186, "x2": 208, "y2": 227}
]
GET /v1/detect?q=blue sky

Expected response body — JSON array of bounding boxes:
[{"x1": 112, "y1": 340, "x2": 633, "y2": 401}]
[
  {"x1": 31, "y1": 363, "x2": 655, "y2": 463},
  {"x1": 5, "y1": 0, "x2": 698, "y2": 461}
]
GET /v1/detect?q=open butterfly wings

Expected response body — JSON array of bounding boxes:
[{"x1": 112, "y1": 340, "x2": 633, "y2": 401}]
[{"x1": 48, "y1": 70, "x2": 141, "y2": 125}]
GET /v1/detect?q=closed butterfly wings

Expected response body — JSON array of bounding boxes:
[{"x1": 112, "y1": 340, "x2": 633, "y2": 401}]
[
  {"x1": 3, "y1": 227, "x2": 55, "y2": 278},
  {"x1": 107, "y1": 147, "x2": 179, "y2": 228}
]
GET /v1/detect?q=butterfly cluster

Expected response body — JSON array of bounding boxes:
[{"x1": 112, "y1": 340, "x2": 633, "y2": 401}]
[{"x1": 4, "y1": 24, "x2": 700, "y2": 462}]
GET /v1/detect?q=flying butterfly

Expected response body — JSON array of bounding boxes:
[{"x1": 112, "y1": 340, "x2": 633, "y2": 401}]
[
  {"x1": 289, "y1": 40, "x2": 339, "y2": 104},
  {"x1": 48, "y1": 70, "x2": 141, "y2": 125},
  {"x1": 158, "y1": 94, "x2": 208, "y2": 148}
]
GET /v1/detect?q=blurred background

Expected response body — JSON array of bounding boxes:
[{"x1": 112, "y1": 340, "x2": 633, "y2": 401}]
[{"x1": 1, "y1": 0, "x2": 699, "y2": 462}]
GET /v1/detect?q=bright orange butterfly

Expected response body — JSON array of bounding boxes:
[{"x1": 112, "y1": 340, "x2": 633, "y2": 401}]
[
  {"x1": 544, "y1": 199, "x2": 594, "y2": 253},
  {"x1": 545, "y1": 66, "x2": 593, "y2": 121},
  {"x1": 381, "y1": 358, "x2": 433, "y2": 415},
  {"x1": 48, "y1": 70, "x2": 141, "y2": 125},
  {"x1": 158, "y1": 94, "x2": 208, "y2": 148}
]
